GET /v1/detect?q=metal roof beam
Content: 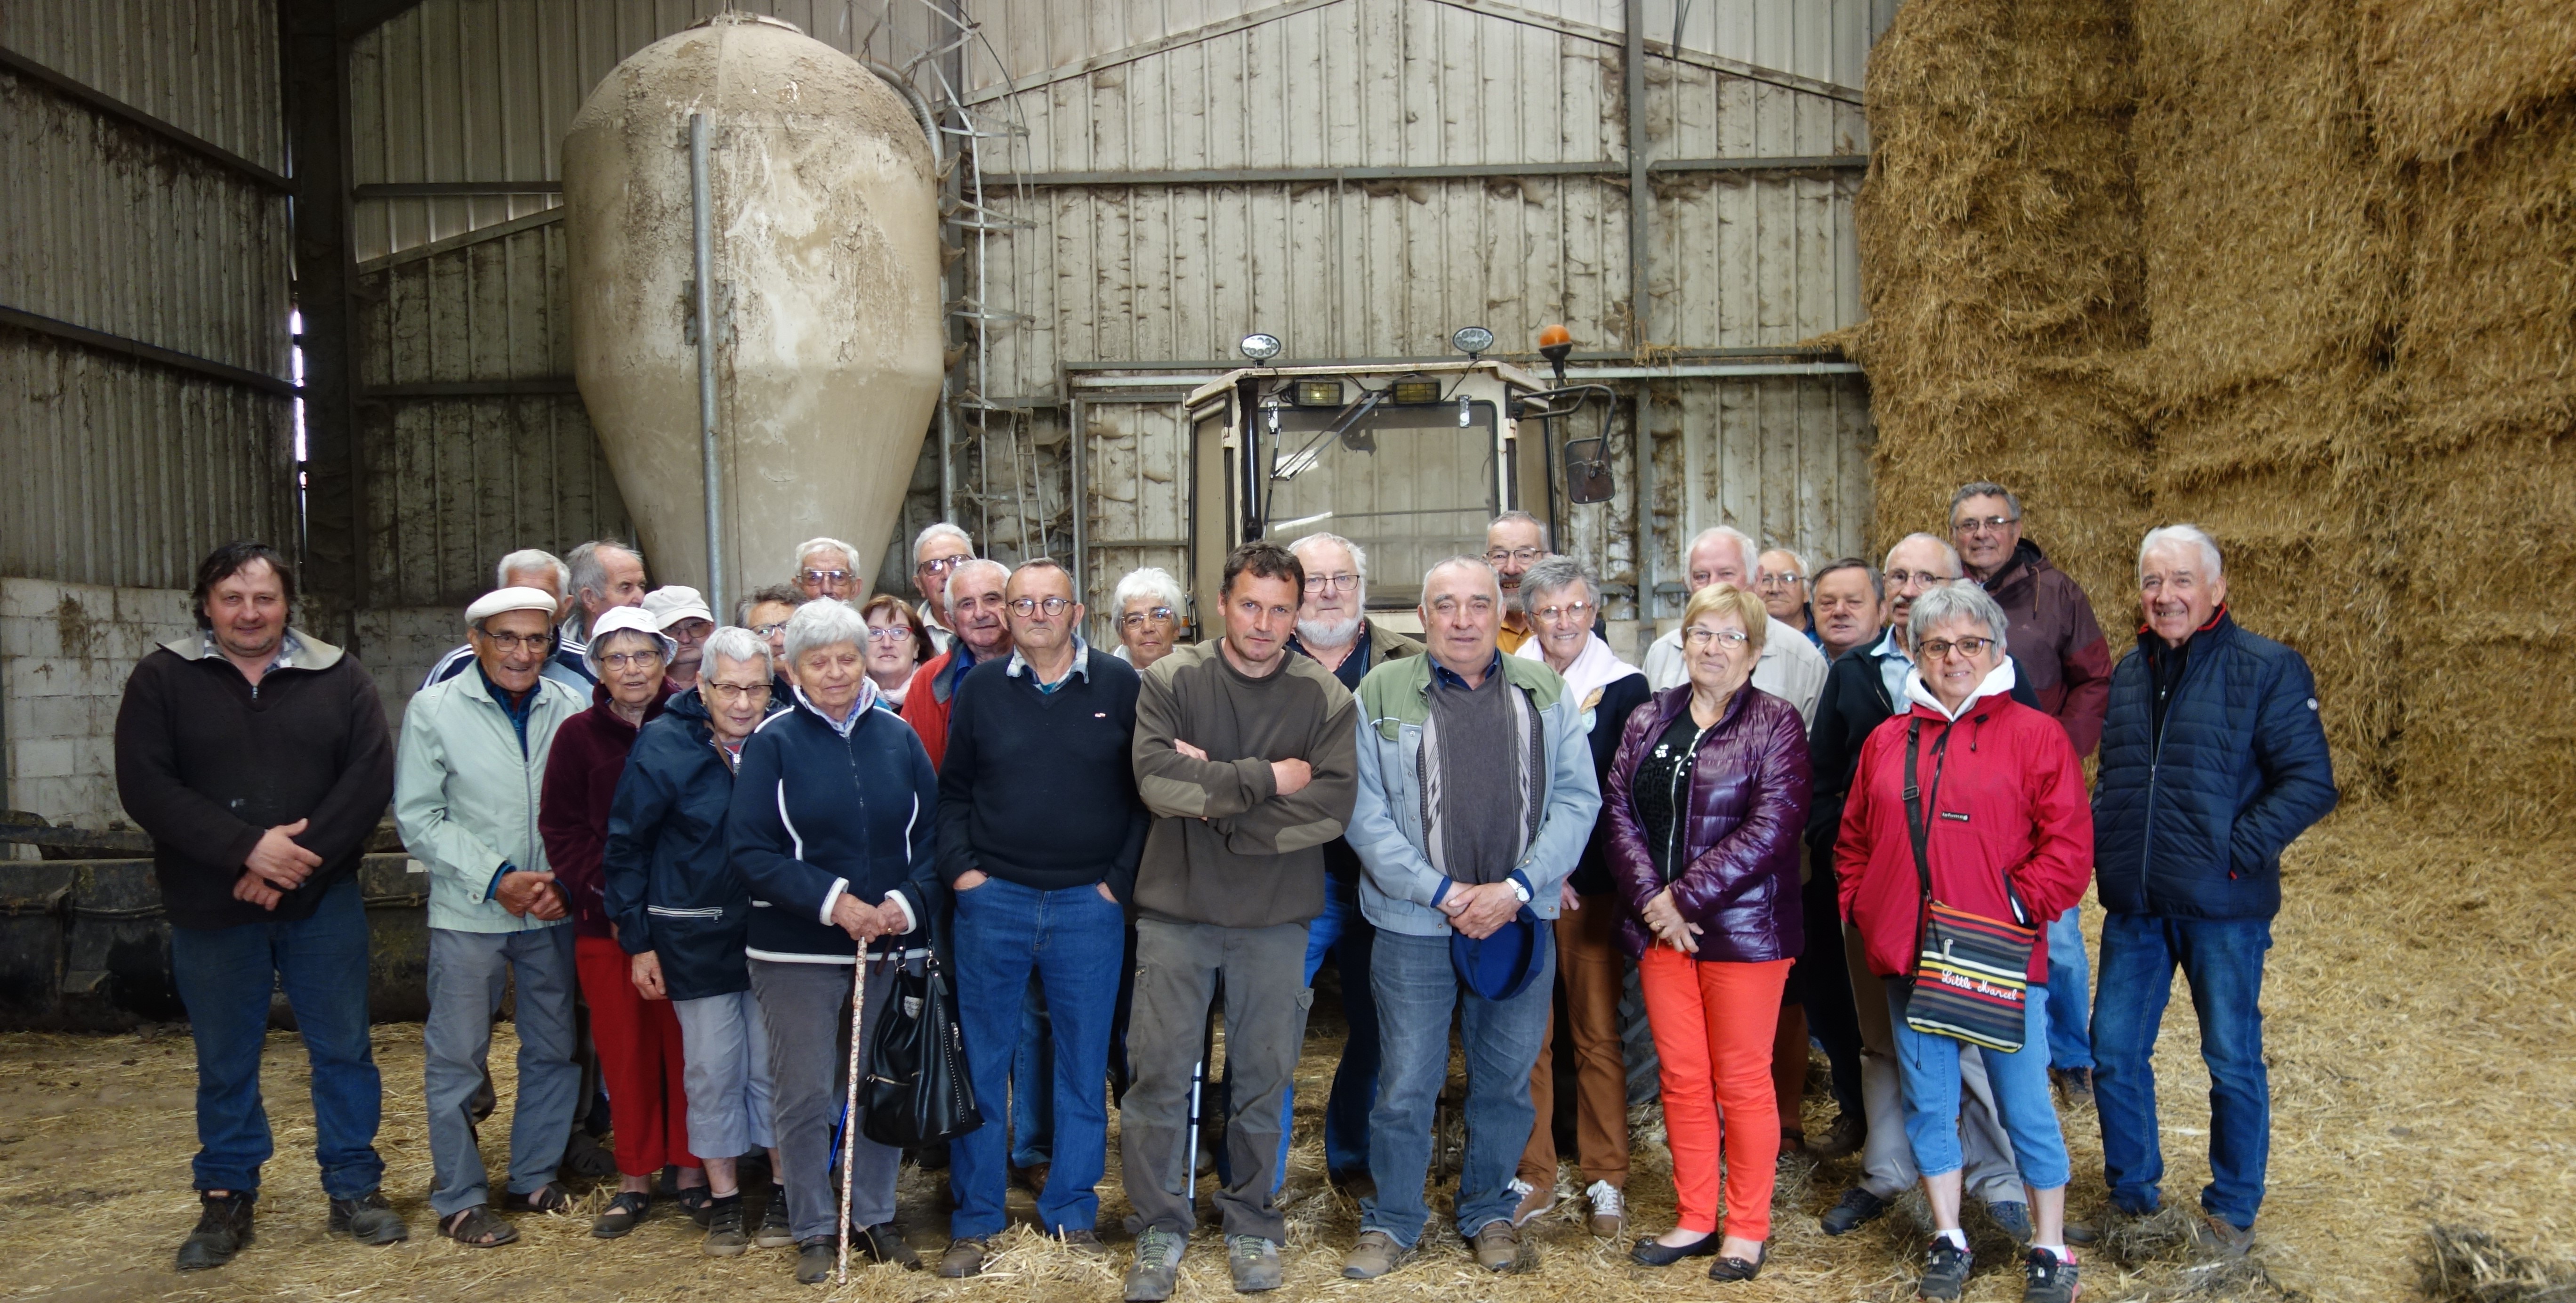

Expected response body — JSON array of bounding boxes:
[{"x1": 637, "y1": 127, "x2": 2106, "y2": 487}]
[
  {"x1": 0, "y1": 44, "x2": 292, "y2": 192},
  {"x1": 0, "y1": 304, "x2": 296, "y2": 397},
  {"x1": 997, "y1": 156, "x2": 1863, "y2": 188}
]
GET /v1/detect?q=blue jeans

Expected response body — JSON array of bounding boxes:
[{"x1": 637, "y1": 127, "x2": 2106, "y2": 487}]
[
  {"x1": 2091, "y1": 913, "x2": 2272, "y2": 1228},
  {"x1": 1362, "y1": 928, "x2": 1554, "y2": 1247},
  {"x1": 169, "y1": 876, "x2": 383, "y2": 1198},
  {"x1": 948, "y1": 877, "x2": 1125, "y2": 1238},
  {"x1": 1012, "y1": 980, "x2": 1053, "y2": 1168},
  {"x1": 1884, "y1": 979, "x2": 2071, "y2": 1191},
  {"x1": 2044, "y1": 905, "x2": 2094, "y2": 1070}
]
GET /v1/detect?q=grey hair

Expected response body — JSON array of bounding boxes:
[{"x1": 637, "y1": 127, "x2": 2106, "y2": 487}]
[
  {"x1": 1883, "y1": 532, "x2": 1963, "y2": 577},
  {"x1": 1518, "y1": 555, "x2": 1597, "y2": 609},
  {"x1": 495, "y1": 548, "x2": 569, "y2": 596},
  {"x1": 735, "y1": 583, "x2": 801, "y2": 624},
  {"x1": 1421, "y1": 555, "x2": 1503, "y2": 602},
  {"x1": 1950, "y1": 480, "x2": 2023, "y2": 522},
  {"x1": 1287, "y1": 531, "x2": 1369, "y2": 583},
  {"x1": 701, "y1": 624, "x2": 774, "y2": 680},
  {"x1": 1488, "y1": 510, "x2": 1548, "y2": 545},
  {"x1": 1907, "y1": 580, "x2": 2010, "y2": 656},
  {"x1": 913, "y1": 521, "x2": 973, "y2": 563},
  {"x1": 781, "y1": 597, "x2": 869, "y2": 668},
  {"x1": 793, "y1": 536, "x2": 859, "y2": 573},
  {"x1": 1758, "y1": 546, "x2": 1810, "y2": 580},
  {"x1": 1682, "y1": 524, "x2": 1757, "y2": 576},
  {"x1": 1811, "y1": 558, "x2": 1884, "y2": 604},
  {"x1": 1112, "y1": 565, "x2": 1184, "y2": 614},
  {"x1": 944, "y1": 558, "x2": 1010, "y2": 611},
  {"x1": 584, "y1": 624, "x2": 673, "y2": 678},
  {"x1": 566, "y1": 539, "x2": 640, "y2": 605},
  {"x1": 2139, "y1": 523, "x2": 2223, "y2": 583}
]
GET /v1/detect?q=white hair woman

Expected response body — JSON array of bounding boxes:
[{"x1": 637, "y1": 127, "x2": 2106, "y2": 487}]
[{"x1": 1110, "y1": 566, "x2": 1186, "y2": 670}]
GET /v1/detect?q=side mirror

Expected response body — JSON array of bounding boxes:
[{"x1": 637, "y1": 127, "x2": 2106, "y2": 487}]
[{"x1": 1562, "y1": 437, "x2": 1616, "y2": 504}]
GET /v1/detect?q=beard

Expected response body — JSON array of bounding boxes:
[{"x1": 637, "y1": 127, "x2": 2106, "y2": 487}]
[{"x1": 1296, "y1": 613, "x2": 1362, "y2": 647}]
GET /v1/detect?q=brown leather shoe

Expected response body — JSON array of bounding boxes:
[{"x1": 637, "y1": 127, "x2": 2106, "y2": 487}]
[
  {"x1": 1508, "y1": 1178, "x2": 1554, "y2": 1227},
  {"x1": 936, "y1": 1236, "x2": 987, "y2": 1278},
  {"x1": 1341, "y1": 1230, "x2": 1409, "y2": 1279},
  {"x1": 1471, "y1": 1221, "x2": 1527, "y2": 1273},
  {"x1": 1585, "y1": 1180, "x2": 1626, "y2": 1238}
]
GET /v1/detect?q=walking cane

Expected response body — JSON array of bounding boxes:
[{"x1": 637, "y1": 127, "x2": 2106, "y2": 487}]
[
  {"x1": 1183, "y1": 994, "x2": 1216, "y2": 1203},
  {"x1": 835, "y1": 948, "x2": 870, "y2": 1285}
]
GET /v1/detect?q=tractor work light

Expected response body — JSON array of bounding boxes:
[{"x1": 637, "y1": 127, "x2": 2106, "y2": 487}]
[
  {"x1": 1449, "y1": 325, "x2": 1495, "y2": 356},
  {"x1": 1389, "y1": 376, "x2": 1442, "y2": 404},
  {"x1": 1291, "y1": 379, "x2": 1345, "y2": 407},
  {"x1": 1240, "y1": 332, "x2": 1283, "y2": 361}
]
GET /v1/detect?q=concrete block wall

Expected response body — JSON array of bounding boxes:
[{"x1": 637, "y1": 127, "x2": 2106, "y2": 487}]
[{"x1": 0, "y1": 578, "x2": 197, "y2": 830}]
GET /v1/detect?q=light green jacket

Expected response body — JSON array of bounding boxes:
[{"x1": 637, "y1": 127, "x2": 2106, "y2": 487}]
[{"x1": 394, "y1": 666, "x2": 585, "y2": 933}]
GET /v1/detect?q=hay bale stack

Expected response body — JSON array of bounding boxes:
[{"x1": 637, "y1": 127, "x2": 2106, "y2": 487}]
[{"x1": 1839, "y1": 0, "x2": 2149, "y2": 602}]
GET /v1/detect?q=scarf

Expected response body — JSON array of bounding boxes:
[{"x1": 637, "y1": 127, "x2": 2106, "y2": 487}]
[{"x1": 1513, "y1": 630, "x2": 1641, "y2": 716}]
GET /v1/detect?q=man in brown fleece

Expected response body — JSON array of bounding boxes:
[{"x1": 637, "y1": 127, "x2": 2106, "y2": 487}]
[{"x1": 1120, "y1": 542, "x2": 1359, "y2": 1301}]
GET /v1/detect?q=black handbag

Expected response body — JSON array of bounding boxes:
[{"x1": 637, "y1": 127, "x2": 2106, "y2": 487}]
[
  {"x1": 1900, "y1": 718, "x2": 2038, "y2": 1052},
  {"x1": 860, "y1": 953, "x2": 983, "y2": 1148}
]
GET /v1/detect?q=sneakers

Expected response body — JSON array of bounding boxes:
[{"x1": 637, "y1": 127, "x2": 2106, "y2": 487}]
[
  {"x1": 1986, "y1": 1199, "x2": 2035, "y2": 1246},
  {"x1": 1586, "y1": 1180, "x2": 1626, "y2": 1238},
  {"x1": 701, "y1": 1195, "x2": 748, "y2": 1257},
  {"x1": 1918, "y1": 1238, "x2": 1974, "y2": 1301},
  {"x1": 1341, "y1": 1229, "x2": 1409, "y2": 1279},
  {"x1": 327, "y1": 1190, "x2": 408, "y2": 1245},
  {"x1": 175, "y1": 1191, "x2": 255, "y2": 1271},
  {"x1": 1228, "y1": 1235, "x2": 1283, "y2": 1293},
  {"x1": 755, "y1": 1194, "x2": 795, "y2": 1248},
  {"x1": 2051, "y1": 1067, "x2": 2095, "y2": 1109},
  {"x1": 1124, "y1": 1226, "x2": 1187, "y2": 1302},
  {"x1": 1058, "y1": 1227, "x2": 1112, "y2": 1256},
  {"x1": 937, "y1": 1236, "x2": 988, "y2": 1278},
  {"x1": 1470, "y1": 1220, "x2": 1527, "y2": 1273},
  {"x1": 2190, "y1": 1211, "x2": 2255, "y2": 1260},
  {"x1": 1507, "y1": 1177, "x2": 1554, "y2": 1227},
  {"x1": 2023, "y1": 1246, "x2": 2082, "y2": 1302},
  {"x1": 1820, "y1": 1186, "x2": 1892, "y2": 1236}
]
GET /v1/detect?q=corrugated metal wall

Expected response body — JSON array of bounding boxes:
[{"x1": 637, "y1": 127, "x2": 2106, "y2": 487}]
[{"x1": 0, "y1": 0, "x2": 294, "y2": 589}]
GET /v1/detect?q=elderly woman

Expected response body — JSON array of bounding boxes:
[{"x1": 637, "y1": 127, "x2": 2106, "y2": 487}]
[
  {"x1": 1109, "y1": 566, "x2": 1184, "y2": 670},
  {"x1": 536, "y1": 606, "x2": 703, "y2": 1237},
  {"x1": 858, "y1": 594, "x2": 935, "y2": 708},
  {"x1": 604, "y1": 626, "x2": 787, "y2": 1256},
  {"x1": 1608, "y1": 583, "x2": 1810, "y2": 1282},
  {"x1": 1837, "y1": 581, "x2": 2090, "y2": 1303},
  {"x1": 728, "y1": 599, "x2": 941, "y2": 1284},
  {"x1": 1506, "y1": 557, "x2": 1651, "y2": 1236}
]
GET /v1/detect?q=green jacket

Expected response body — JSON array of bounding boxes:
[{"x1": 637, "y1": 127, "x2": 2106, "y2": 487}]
[{"x1": 394, "y1": 665, "x2": 586, "y2": 933}]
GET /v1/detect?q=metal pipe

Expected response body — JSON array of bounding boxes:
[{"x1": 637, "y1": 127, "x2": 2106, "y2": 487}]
[
  {"x1": 1069, "y1": 396, "x2": 1087, "y2": 627},
  {"x1": 938, "y1": 375, "x2": 957, "y2": 525},
  {"x1": 1625, "y1": 0, "x2": 1655, "y2": 633},
  {"x1": 1634, "y1": 385, "x2": 1656, "y2": 632},
  {"x1": 690, "y1": 112, "x2": 726, "y2": 623}
]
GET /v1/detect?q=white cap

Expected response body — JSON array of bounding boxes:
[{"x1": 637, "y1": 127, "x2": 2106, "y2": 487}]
[
  {"x1": 465, "y1": 586, "x2": 561, "y2": 624},
  {"x1": 643, "y1": 585, "x2": 716, "y2": 631},
  {"x1": 585, "y1": 606, "x2": 675, "y2": 676}
]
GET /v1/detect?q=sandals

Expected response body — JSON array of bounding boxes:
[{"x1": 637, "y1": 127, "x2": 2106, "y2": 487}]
[
  {"x1": 440, "y1": 1205, "x2": 518, "y2": 1248},
  {"x1": 500, "y1": 1182, "x2": 577, "y2": 1215},
  {"x1": 675, "y1": 1183, "x2": 714, "y2": 1228},
  {"x1": 592, "y1": 1191, "x2": 650, "y2": 1239}
]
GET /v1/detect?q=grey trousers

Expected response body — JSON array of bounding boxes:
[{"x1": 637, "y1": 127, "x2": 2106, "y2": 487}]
[
  {"x1": 749, "y1": 957, "x2": 902, "y2": 1242},
  {"x1": 1845, "y1": 923, "x2": 2022, "y2": 1203},
  {"x1": 423, "y1": 925, "x2": 581, "y2": 1217},
  {"x1": 1120, "y1": 917, "x2": 1312, "y2": 1243},
  {"x1": 674, "y1": 988, "x2": 775, "y2": 1158}
]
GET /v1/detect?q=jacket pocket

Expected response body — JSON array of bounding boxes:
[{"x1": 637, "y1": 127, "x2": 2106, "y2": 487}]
[{"x1": 646, "y1": 905, "x2": 727, "y2": 920}]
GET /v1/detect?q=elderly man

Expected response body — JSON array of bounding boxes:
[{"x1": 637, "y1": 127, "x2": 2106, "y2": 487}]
[
  {"x1": 933, "y1": 560, "x2": 1147, "y2": 1276},
  {"x1": 423, "y1": 550, "x2": 595, "y2": 690},
  {"x1": 901, "y1": 557, "x2": 1012, "y2": 769},
  {"x1": 736, "y1": 583, "x2": 802, "y2": 688},
  {"x1": 1806, "y1": 534, "x2": 2040, "y2": 1241},
  {"x1": 1810, "y1": 558, "x2": 1887, "y2": 663},
  {"x1": 1755, "y1": 547, "x2": 1815, "y2": 642},
  {"x1": 564, "y1": 540, "x2": 649, "y2": 657},
  {"x1": 395, "y1": 586, "x2": 589, "y2": 1248},
  {"x1": 789, "y1": 536, "x2": 862, "y2": 603},
  {"x1": 1952, "y1": 482, "x2": 2116, "y2": 1101},
  {"x1": 2091, "y1": 526, "x2": 2335, "y2": 1259},
  {"x1": 116, "y1": 542, "x2": 402, "y2": 1268},
  {"x1": 1483, "y1": 511, "x2": 1550, "y2": 654},
  {"x1": 1339, "y1": 557, "x2": 1600, "y2": 1279},
  {"x1": 644, "y1": 586, "x2": 717, "y2": 693},
  {"x1": 912, "y1": 522, "x2": 976, "y2": 652},
  {"x1": 1121, "y1": 542, "x2": 1358, "y2": 1302},
  {"x1": 1111, "y1": 566, "x2": 1187, "y2": 670},
  {"x1": 1642, "y1": 526, "x2": 1829, "y2": 722}
]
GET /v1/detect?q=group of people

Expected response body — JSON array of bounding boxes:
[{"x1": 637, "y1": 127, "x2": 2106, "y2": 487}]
[{"x1": 114, "y1": 483, "x2": 2338, "y2": 1303}]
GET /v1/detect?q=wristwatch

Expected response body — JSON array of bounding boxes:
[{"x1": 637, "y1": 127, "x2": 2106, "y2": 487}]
[{"x1": 1506, "y1": 878, "x2": 1532, "y2": 905}]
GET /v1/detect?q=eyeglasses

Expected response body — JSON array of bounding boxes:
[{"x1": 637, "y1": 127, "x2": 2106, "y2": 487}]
[
  {"x1": 1483, "y1": 547, "x2": 1544, "y2": 566},
  {"x1": 705, "y1": 681, "x2": 773, "y2": 701},
  {"x1": 749, "y1": 621, "x2": 789, "y2": 638},
  {"x1": 799, "y1": 569, "x2": 853, "y2": 586},
  {"x1": 1754, "y1": 571, "x2": 1804, "y2": 591},
  {"x1": 863, "y1": 626, "x2": 915, "y2": 644},
  {"x1": 1886, "y1": 568, "x2": 1956, "y2": 590},
  {"x1": 916, "y1": 555, "x2": 967, "y2": 575},
  {"x1": 1007, "y1": 596, "x2": 1073, "y2": 618},
  {"x1": 1918, "y1": 636, "x2": 1996, "y2": 659},
  {"x1": 1120, "y1": 607, "x2": 1177, "y2": 629},
  {"x1": 1303, "y1": 574, "x2": 1359, "y2": 593},
  {"x1": 597, "y1": 650, "x2": 664, "y2": 669},
  {"x1": 1532, "y1": 600, "x2": 1595, "y2": 624},
  {"x1": 1682, "y1": 627, "x2": 1750, "y2": 649},
  {"x1": 478, "y1": 631, "x2": 554, "y2": 653},
  {"x1": 1952, "y1": 515, "x2": 2020, "y2": 535}
]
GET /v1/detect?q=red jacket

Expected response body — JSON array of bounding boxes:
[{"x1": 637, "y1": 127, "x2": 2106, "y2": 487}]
[
  {"x1": 539, "y1": 687, "x2": 664, "y2": 939},
  {"x1": 1835, "y1": 678, "x2": 2092, "y2": 982},
  {"x1": 900, "y1": 649, "x2": 960, "y2": 769}
]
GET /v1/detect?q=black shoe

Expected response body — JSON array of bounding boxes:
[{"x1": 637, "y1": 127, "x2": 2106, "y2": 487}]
[
  {"x1": 795, "y1": 1237, "x2": 836, "y2": 1285},
  {"x1": 2023, "y1": 1246, "x2": 2082, "y2": 1302},
  {"x1": 1820, "y1": 1186, "x2": 1892, "y2": 1236},
  {"x1": 327, "y1": 1190, "x2": 408, "y2": 1245},
  {"x1": 592, "y1": 1191, "x2": 650, "y2": 1238},
  {"x1": 851, "y1": 1221, "x2": 921, "y2": 1270},
  {"x1": 1629, "y1": 1230, "x2": 1722, "y2": 1266},
  {"x1": 176, "y1": 1191, "x2": 255, "y2": 1271},
  {"x1": 756, "y1": 1193, "x2": 796, "y2": 1248},
  {"x1": 1985, "y1": 1199, "x2": 2034, "y2": 1246},
  {"x1": 1918, "y1": 1239, "x2": 1974, "y2": 1301},
  {"x1": 1709, "y1": 1242, "x2": 1767, "y2": 1282},
  {"x1": 702, "y1": 1196, "x2": 749, "y2": 1257}
]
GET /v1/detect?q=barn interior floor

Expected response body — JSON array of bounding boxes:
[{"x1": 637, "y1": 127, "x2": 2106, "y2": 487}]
[{"x1": 1, "y1": 806, "x2": 2567, "y2": 1303}]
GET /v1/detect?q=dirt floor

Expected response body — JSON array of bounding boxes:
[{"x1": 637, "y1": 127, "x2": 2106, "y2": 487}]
[{"x1": 1, "y1": 806, "x2": 2569, "y2": 1303}]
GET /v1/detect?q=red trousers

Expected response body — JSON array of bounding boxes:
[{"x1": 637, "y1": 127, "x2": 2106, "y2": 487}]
[
  {"x1": 1640, "y1": 947, "x2": 1792, "y2": 1240},
  {"x1": 574, "y1": 934, "x2": 698, "y2": 1176}
]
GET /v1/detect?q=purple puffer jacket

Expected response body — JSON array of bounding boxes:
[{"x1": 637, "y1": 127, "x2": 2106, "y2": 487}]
[{"x1": 1606, "y1": 682, "x2": 1813, "y2": 963}]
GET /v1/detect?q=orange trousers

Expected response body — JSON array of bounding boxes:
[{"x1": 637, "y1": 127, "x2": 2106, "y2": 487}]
[
  {"x1": 1639, "y1": 947, "x2": 1792, "y2": 1240},
  {"x1": 574, "y1": 934, "x2": 699, "y2": 1177}
]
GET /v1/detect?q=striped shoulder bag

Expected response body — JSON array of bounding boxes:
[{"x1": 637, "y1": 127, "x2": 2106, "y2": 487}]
[{"x1": 1901, "y1": 717, "x2": 2037, "y2": 1052}]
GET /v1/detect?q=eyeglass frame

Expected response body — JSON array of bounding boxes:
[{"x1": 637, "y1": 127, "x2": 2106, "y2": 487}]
[
  {"x1": 473, "y1": 628, "x2": 555, "y2": 653},
  {"x1": 595, "y1": 648, "x2": 666, "y2": 670},
  {"x1": 1917, "y1": 635, "x2": 1998, "y2": 659},
  {"x1": 1530, "y1": 599, "x2": 1596, "y2": 624},
  {"x1": 1483, "y1": 546, "x2": 1545, "y2": 566},
  {"x1": 1119, "y1": 606, "x2": 1178, "y2": 630},
  {"x1": 1007, "y1": 595, "x2": 1074, "y2": 618},
  {"x1": 1302, "y1": 573, "x2": 1360, "y2": 594},
  {"x1": 1681, "y1": 626, "x2": 1751, "y2": 649},
  {"x1": 798, "y1": 568, "x2": 854, "y2": 585},
  {"x1": 1950, "y1": 514, "x2": 2021, "y2": 536},
  {"x1": 915, "y1": 554, "x2": 969, "y2": 575},
  {"x1": 702, "y1": 680, "x2": 773, "y2": 702}
]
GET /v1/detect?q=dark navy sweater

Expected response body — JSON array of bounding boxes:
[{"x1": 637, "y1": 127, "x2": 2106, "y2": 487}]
[
  {"x1": 727, "y1": 687, "x2": 941, "y2": 962},
  {"x1": 936, "y1": 648, "x2": 1149, "y2": 901}
]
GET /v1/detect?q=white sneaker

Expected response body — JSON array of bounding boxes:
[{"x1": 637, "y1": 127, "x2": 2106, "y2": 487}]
[{"x1": 1586, "y1": 1180, "x2": 1626, "y2": 1238}]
